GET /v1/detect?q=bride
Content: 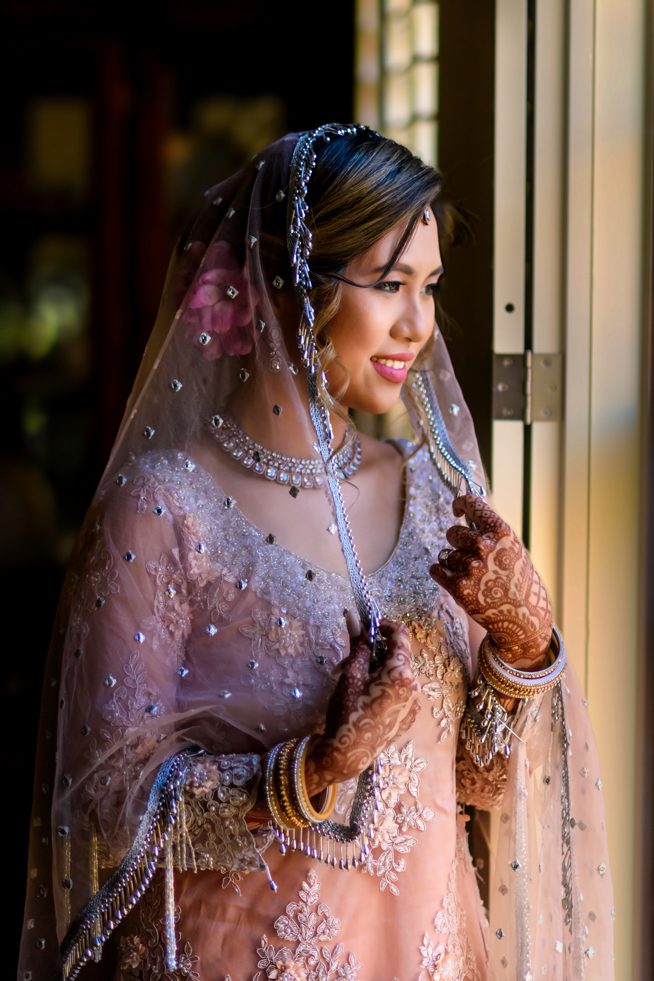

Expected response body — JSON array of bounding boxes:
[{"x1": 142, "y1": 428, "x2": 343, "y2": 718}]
[{"x1": 18, "y1": 123, "x2": 614, "y2": 981}]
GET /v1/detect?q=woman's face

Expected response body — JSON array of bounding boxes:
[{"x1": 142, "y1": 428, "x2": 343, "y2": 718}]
[{"x1": 324, "y1": 215, "x2": 444, "y2": 415}]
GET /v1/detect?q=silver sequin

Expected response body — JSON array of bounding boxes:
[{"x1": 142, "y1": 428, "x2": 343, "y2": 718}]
[
  {"x1": 239, "y1": 368, "x2": 250, "y2": 382},
  {"x1": 103, "y1": 675, "x2": 116, "y2": 688},
  {"x1": 206, "y1": 624, "x2": 218, "y2": 636},
  {"x1": 199, "y1": 332, "x2": 211, "y2": 346},
  {"x1": 170, "y1": 378, "x2": 183, "y2": 392},
  {"x1": 177, "y1": 666, "x2": 189, "y2": 678},
  {"x1": 143, "y1": 426, "x2": 155, "y2": 439},
  {"x1": 272, "y1": 275, "x2": 284, "y2": 289},
  {"x1": 225, "y1": 285, "x2": 239, "y2": 300}
]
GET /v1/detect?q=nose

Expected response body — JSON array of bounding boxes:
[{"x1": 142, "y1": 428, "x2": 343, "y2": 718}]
[{"x1": 392, "y1": 291, "x2": 434, "y2": 345}]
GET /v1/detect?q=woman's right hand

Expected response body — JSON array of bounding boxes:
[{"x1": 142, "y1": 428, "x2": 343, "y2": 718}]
[{"x1": 304, "y1": 615, "x2": 421, "y2": 796}]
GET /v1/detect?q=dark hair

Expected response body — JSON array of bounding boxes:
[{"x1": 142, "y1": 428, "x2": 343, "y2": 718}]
[{"x1": 305, "y1": 129, "x2": 463, "y2": 402}]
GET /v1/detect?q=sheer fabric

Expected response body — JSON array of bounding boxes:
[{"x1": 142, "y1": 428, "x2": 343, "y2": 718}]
[{"x1": 18, "y1": 126, "x2": 614, "y2": 981}]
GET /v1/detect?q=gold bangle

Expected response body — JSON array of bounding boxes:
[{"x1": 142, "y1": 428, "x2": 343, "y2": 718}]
[
  {"x1": 263, "y1": 743, "x2": 297, "y2": 830},
  {"x1": 292, "y1": 735, "x2": 337, "y2": 823},
  {"x1": 478, "y1": 643, "x2": 561, "y2": 699},
  {"x1": 275, "y1": 738, "x2": 310, "y2": 828}
]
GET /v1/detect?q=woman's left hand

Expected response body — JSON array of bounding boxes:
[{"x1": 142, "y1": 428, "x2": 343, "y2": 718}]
[{"x1": 429, "y1": 494, "x2": 553, "y2": 666}]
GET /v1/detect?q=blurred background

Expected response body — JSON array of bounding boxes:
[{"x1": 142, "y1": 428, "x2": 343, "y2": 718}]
[{"x1": 5, "y1": 1, "x2": 652, "y2": 977}]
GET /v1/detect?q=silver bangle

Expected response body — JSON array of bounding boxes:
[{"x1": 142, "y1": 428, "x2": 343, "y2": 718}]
[{"x1": 483, "y1": 625, "x2": 567, "y2": 686}]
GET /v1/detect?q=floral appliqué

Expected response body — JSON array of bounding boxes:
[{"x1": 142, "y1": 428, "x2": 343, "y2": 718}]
[
  {"x1": 240, "y1": 605, "x2": 306, "y2": 659},
  {"x1": 117, "y1": 871, "x2": 200, "y2": 980},
  {"x1": 407, "y1": 616, "x2": 468, "y2": 743},
  {"x1": 417, "y1": 824, "x2": 481, "y2": 981},
  {"x1": 361, "y1": 740, "x2": 435, "y2": 895},
  {"x1": 255, "y1": 869, "x2": 362, "y2": 980}
]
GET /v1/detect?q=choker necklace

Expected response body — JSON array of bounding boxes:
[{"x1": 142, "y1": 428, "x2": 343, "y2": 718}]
[{"x1": 208, "y1": 412, "x2": 362, "y2": 489}]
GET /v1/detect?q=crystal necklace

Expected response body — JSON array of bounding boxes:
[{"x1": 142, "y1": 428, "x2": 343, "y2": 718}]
[{"x1": 209, "y1": 412, "x2": 362, "y2": 489}]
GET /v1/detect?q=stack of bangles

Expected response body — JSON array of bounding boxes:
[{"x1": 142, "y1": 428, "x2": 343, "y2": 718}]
[
  {"x1": 460, "y1": 624, "x2": 567, "y2": 768},
  {"x1": 262, "y1": 733, "x2": 337, "y2": 833}
]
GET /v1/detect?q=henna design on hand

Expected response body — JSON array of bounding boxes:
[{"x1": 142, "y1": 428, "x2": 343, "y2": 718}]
[
  {"x1": 305, "y1": 619, "x2": 421, "y2": 793},
  {"x1": 429, "y1": 495, "x2": 553, "y2": 665}
]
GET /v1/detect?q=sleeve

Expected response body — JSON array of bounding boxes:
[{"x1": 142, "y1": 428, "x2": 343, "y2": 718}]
[
  {"x1": 454, "y1": 615, "x2": 512, "y2": 811},
  {"x1": 38, "y1": 470, "x2": 274, "y2": 981},
  {"x1": 455, "y1": 733, "x2": 510, "y2": 810}
]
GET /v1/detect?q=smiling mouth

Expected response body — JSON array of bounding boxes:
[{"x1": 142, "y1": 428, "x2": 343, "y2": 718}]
[{"x1": 370, "y1": 357, "x2": 412, "y2": 369}]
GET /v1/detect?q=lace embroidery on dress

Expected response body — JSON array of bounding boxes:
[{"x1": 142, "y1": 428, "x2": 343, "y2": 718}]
[
  {"x1": 254, "y1": 869, "x2": 363, "y2": 980},
  {"x1": 117, "y1": 443, "x2": 453, "y2": 632},
  {"x1": 64, "y1": 508, "x2": 120, "y2": 651},
  {"x1": 406, "y1": 617, "x2": 469, "y2": 743},
  {"x1": 117, "y1": 872, "x2": 201, "y2": 980},
  {"x1": 175, "y1": 752, "x2": 274, "y2": 881},
  {"x1": 360, "y1": 739, "x2": 435, "y2": 896},
  {"x1": 417, "y1": 823, "x2": 482, "y2": 981}
]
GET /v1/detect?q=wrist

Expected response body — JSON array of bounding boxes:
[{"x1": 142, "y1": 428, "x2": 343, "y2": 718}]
[{"x1": 488, "y1": 627, "x2": 552, "y2": 670}]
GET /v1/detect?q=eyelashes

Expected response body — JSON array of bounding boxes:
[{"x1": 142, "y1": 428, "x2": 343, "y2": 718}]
[{"x1": 374, "y1": 278, "x2": 445, "y2": 296}]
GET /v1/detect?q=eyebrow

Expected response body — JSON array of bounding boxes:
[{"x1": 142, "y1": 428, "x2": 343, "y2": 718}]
[{"x1": 371, "y1": 262, "x2": 444, "y2": 277}]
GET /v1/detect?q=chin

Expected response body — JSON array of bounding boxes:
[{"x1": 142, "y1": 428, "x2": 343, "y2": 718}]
[{"x1": 348, "y1": 389, "x2": 405, "y2": 416}]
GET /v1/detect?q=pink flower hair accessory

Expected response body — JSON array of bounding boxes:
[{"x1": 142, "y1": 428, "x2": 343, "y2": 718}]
[{"x1": 183, "y1": 240, "x2": 255, "y2": 359}]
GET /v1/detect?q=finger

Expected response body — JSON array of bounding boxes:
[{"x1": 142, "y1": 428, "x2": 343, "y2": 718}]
[
  {"x1": 378, "y1": 619, "x2": 412, "y2": 658},
  {"x1": 343, "y1": 607, "x2": 363, "y2": 640},
  {"x1": 452, "y1": 494, "x2": 512, "y2": 538},
  {"x1": 434, "y1": 545, "x2": 479, "y2": 575},
  {"x1": 429, "y1": 560, "x2": 459, "y2": 594},
  {"x1": 325, "y1": 641, "x2": 370, "y2": 733},
  {"x1": 445, "y1": 524, "x2": 484, "y2": 553}
]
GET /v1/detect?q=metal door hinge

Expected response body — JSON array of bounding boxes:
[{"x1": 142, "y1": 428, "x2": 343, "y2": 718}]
[{"x1": 492, "y1": 352, "x2": 563, "y2": 423}]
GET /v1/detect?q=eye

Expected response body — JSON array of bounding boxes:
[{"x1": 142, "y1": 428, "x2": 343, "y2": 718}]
[
  {"x1": 375, "y1": 280, "x2": 403, "y2": 293},
  {"x1": 424, "y1": 278, "x2": 445, "y2": 297}
]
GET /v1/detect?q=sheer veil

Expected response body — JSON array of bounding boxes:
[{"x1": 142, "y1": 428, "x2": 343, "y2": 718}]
[{"x1": 18, "y1": 124, "x2": 614, "y2": 981}]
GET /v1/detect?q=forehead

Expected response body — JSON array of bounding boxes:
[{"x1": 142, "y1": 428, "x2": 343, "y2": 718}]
[{"x1": 349, "y1": 217, "x2": 443, "y2": 273}]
